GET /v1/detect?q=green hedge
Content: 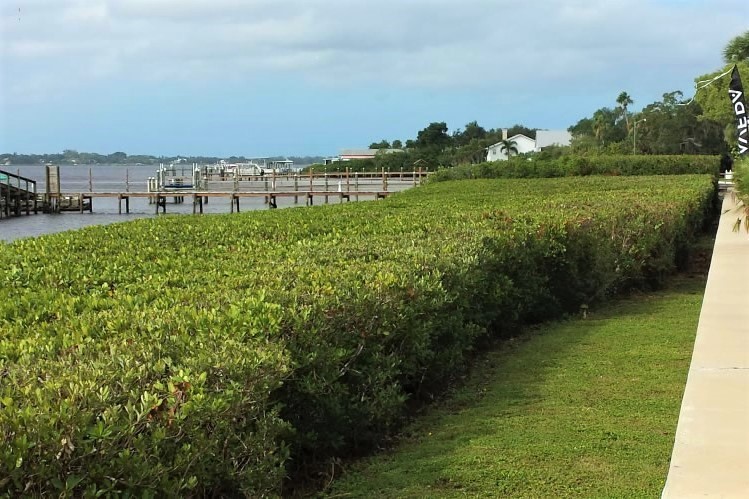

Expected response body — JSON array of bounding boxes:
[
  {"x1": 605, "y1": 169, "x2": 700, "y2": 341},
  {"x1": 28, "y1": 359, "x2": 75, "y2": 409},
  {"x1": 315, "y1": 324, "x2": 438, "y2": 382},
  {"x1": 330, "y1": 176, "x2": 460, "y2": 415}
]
[
  {"x1": 0, "y1": 175, "x2": 716, "y2": 496},
  {"x1": 733, "y1": 157, "x2": 749, "y2": 207},
  {"x1": 429, "y1": 155, "x2": 720, "y2": 182}
]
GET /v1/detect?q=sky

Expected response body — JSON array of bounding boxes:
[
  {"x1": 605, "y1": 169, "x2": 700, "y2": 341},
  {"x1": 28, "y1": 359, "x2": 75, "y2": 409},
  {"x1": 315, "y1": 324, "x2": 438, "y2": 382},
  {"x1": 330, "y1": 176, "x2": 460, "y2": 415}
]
[{"x1": 0, "y1": 0, "x2": 745, "y2": 157}]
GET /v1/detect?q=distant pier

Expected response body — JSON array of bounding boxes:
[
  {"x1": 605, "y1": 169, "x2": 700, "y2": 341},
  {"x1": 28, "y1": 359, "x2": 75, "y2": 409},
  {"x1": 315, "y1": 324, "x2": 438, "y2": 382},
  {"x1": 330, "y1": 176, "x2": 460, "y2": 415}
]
[{"x1": 1, "y1": 165, "x2": 429, "y2": 219}]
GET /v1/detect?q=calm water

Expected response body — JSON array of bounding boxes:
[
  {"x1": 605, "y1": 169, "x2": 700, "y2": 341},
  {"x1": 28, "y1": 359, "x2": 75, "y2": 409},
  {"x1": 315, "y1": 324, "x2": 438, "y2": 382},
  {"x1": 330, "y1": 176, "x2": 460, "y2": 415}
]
[
  {"x1": 0, "y1": 164, "x2": 293, "y2": 242},
  {"x1": 0, "y1": 164, "x2": 411, "y2": 242}
]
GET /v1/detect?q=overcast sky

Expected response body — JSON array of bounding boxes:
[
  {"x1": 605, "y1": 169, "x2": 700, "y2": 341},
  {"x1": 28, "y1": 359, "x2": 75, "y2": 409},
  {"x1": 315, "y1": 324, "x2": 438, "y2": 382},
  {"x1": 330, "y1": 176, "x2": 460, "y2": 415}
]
[{"x1": 0, "y1": 0, "x2": 745, "y2": 157}]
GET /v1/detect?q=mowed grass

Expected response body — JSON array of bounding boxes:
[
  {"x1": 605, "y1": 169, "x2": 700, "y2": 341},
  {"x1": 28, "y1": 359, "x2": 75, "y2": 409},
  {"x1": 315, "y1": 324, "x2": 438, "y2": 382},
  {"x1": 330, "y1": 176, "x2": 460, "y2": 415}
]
[{"x1": 327, "y1": 274, "x2": 707, "y2": 498}]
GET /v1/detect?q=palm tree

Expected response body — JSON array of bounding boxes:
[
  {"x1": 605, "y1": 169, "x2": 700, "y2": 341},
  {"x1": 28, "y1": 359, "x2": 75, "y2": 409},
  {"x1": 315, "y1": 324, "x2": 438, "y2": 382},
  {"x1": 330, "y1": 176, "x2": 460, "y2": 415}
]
[
  {"x1": 723, "y1": 30, "x2": 749, "y2": 63},
  {"x1": 617, "y1": 91, "x2": 634, "y2": 132},
  {"x1": 499, "y1": 139, "x2": 518, "y2": 159},
  {"x1": 592, "y1": 114, "x2": 608, "y2": 145}
]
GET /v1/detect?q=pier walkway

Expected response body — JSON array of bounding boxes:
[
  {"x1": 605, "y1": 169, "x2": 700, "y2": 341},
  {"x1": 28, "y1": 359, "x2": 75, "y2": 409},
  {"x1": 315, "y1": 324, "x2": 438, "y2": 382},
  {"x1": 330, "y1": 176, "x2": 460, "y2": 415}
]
[
  {"x1": 45, "y1": 189, "x2": 391, "y2": 214},
  {"x1": 0, "y1": 167, "x2": 426, "y2": 217},
  {"x1": 662, "y1": 191, "x2": 749, "y2": 498}
]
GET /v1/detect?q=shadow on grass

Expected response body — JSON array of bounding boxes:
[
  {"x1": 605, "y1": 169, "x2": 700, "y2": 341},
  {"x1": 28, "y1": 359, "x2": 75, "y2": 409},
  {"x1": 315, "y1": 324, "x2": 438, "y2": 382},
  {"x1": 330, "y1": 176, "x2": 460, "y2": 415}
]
[{"x1": 326, "y1": 274, "x2": 708, "y2": 498}]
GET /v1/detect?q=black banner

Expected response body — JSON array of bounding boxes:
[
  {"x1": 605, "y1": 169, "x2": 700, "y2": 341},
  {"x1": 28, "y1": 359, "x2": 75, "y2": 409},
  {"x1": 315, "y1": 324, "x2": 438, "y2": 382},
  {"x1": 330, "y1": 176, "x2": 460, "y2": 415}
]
[{"x1": 729, "y1": 65, "x2": 748, "y2": 156}]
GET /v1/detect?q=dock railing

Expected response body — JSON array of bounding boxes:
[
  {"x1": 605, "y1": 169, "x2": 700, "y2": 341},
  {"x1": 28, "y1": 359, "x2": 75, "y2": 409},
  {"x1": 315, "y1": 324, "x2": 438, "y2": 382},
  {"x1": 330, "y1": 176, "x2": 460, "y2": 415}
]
[
  {"x1": 0, "y1": 168, "x2": 38, "y2": 218},
  {"x1": 24, "y1": 165, "x2": 429, "y2": 215}
]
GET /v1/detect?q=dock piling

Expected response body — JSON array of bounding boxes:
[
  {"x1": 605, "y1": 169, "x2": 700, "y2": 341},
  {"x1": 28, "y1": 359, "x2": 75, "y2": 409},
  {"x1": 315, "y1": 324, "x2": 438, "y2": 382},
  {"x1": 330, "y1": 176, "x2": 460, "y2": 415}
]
[
  {"x1": 118, "y1": 195, "x2": 130, "y2": 214},
  {"x1": 192, "y1": 194, "x2": 203, "y2": 214},
  {"x1": 155, "y1": 195, "x2": 166, "y2": 214},
  {"x1": 229, "y1": 194, "x2": 240, "y2": 213}
]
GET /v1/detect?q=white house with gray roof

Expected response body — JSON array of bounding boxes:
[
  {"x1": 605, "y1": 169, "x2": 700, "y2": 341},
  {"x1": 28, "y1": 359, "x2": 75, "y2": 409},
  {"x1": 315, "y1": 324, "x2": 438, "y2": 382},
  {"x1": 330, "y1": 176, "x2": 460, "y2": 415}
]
[{"x1": 486, "y1": 129, "x2": 572, "y2": 162}]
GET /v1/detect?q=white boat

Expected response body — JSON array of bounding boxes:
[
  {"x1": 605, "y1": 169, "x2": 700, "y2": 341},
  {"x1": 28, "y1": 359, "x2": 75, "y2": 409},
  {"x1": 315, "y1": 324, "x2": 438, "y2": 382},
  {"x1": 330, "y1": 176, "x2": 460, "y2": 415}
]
[{"x1": 210, "y1": 158, "x2": 295, "y2": 176}]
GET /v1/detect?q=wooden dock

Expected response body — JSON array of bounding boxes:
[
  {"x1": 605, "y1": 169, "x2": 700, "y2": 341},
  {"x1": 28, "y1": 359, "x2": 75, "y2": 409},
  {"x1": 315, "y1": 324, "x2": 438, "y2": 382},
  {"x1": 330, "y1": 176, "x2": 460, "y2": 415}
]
[
  {"x1": 42, "y1": 165, "x2": 426, "y2": 214},
  {"x1": 0, "y1": 169, "x2": 39, "y2": 218},
  {"x1": 1, "y1": 165, "x2": 429, "y2": 220},
  {"x1": 44, "y1": 189, "x2": 392, "y2": 215}
]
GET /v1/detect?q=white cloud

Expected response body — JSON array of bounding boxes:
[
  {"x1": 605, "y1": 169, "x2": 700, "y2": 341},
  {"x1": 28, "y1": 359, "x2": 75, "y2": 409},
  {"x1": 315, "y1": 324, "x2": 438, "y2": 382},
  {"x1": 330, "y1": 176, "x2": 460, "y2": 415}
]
[{"x1": 1, "y1": 0, "x2": 745, "y2": 102}]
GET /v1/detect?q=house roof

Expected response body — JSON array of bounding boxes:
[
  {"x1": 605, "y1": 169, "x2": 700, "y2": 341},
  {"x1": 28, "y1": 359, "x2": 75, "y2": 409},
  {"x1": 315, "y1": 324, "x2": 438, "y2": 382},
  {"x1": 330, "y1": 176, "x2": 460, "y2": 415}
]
[
  {"x1": 340, "y1": 149, "x2": 378, "y2": 157},
  {"x1": 536, "y1": 130, "x2": 572, "y2": 148},
  {"x1": 487, "y1": 134, "x2": 535, "y2": 149},
  {"x1": 340, "y1": 148, "x2": 404, "y2": 157}
]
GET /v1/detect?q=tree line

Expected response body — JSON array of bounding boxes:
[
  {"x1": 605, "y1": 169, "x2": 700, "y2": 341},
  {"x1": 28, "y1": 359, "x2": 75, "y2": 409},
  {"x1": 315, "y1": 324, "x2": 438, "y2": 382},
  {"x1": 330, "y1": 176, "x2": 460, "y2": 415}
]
[
  {"x1": 329, "y1": 30, "x2": 749, "y2": 173},
  {"x1": 0, "y1": 150, "x2": 325, "y2": 167},
  {"x1": 312, "y1": 122, "x2": 537, "y2": 173},
  {"x1": 569, "y1": 31, "x2": 749, "y2": 158}
]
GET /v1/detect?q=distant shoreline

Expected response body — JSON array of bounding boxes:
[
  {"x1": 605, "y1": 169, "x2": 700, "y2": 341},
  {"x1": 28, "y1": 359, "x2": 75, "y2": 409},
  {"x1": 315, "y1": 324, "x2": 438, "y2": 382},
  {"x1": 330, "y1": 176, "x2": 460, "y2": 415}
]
[{"x1": 1, "y1": 154, "x2": 326, "y2": 168}]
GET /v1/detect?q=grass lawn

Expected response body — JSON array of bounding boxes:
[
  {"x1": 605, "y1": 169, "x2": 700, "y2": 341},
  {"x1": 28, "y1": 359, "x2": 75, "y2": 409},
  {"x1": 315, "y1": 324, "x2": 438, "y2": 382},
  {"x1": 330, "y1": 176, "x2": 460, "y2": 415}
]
[{"x1": 326, "y1": 272, "x2": 708, "y2": 498}]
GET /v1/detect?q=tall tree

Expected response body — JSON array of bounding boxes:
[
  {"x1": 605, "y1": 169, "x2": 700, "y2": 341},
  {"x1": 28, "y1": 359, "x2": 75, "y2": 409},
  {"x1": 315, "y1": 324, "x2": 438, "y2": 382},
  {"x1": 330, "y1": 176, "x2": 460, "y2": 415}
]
[
  {"x1": 592, "y1": 113, "x2": 608, "y2": 144},
  {"x1": 391, "y1": 139, "x2": 403, "y2": 149},
  {"x1": 723, "y1": 30, "x2": 749, "y2": 63},
  {"x1": 450, "y1": 138, "x2": 489, "y2": 165},
  {"x1": 637, "y1": 91, "x2": 723, "y2": 155},
  {"x1": 680, "y1": 32, "x2": 749, "y2": 153},
  {"x1": 694, "y1": 61, "x2": 749, "y2": 148},
  {"x1": 568, "y1": 117, "x2": 593, "y2": 137},
  {"x1": 416, "y1": 122, "x2": 452, "y2": 151},
  {"x1": 595, "y1": 108, "x2": 626, "y2": 144},
  {"x1": 616, "y1": 91, "x2": 634, "y2": 132},
  {"x1": 454, "y1": 121, "x2": 487, "y2": 146}
]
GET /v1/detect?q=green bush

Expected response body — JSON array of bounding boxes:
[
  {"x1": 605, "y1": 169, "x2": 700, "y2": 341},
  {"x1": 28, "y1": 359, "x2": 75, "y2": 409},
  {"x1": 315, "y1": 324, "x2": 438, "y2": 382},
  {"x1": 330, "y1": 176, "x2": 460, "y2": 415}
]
[
  {"x1": 0, "y1": 290, "x2": 290, "y2": 496},
  {"x1": 733, "y1": 157, "x2": 749, "y2": 205},
  {"x1": 0, "y1": 175, "x2": 716, "y2": 495},
  {"x1": 429, "y1": 155, "x2": 720, "y2": 182}
]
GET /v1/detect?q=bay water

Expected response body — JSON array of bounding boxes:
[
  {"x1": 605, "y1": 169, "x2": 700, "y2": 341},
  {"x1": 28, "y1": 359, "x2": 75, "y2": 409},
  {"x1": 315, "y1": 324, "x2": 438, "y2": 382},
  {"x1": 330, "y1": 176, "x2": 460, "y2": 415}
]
[{"x1": 0, "y1": 164, "x2": 409, "y2": 242}]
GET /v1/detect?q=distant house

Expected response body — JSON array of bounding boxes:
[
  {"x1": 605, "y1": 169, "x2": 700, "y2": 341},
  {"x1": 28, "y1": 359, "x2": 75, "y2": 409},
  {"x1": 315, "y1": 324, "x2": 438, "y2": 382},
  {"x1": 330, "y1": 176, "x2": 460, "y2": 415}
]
[
  {"x1": 325, "y1": 148, "x2": 403, "y2": 165},
  {"x1": 486, "y1": 129, "x2": 572, "y2": 162},
  {"x1": 341, "y1": 149, "x2": 379, "y2": 160},
  {"x1": 486, "y1": 133, "x2": 536, "y2": 161}
]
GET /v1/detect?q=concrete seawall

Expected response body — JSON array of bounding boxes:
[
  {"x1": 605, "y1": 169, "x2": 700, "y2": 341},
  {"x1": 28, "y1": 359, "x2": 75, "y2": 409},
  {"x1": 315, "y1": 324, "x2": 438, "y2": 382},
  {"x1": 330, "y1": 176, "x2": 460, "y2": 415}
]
[{"x1": 662, "y1": 192, "x2": 749, "y2": 498}]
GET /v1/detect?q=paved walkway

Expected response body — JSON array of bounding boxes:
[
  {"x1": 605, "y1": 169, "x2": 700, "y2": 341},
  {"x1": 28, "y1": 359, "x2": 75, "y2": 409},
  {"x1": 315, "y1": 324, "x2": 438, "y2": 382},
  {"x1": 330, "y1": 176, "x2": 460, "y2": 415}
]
[{"x1": 662, "y1": 192, "x2": 749, "y2": 498}]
